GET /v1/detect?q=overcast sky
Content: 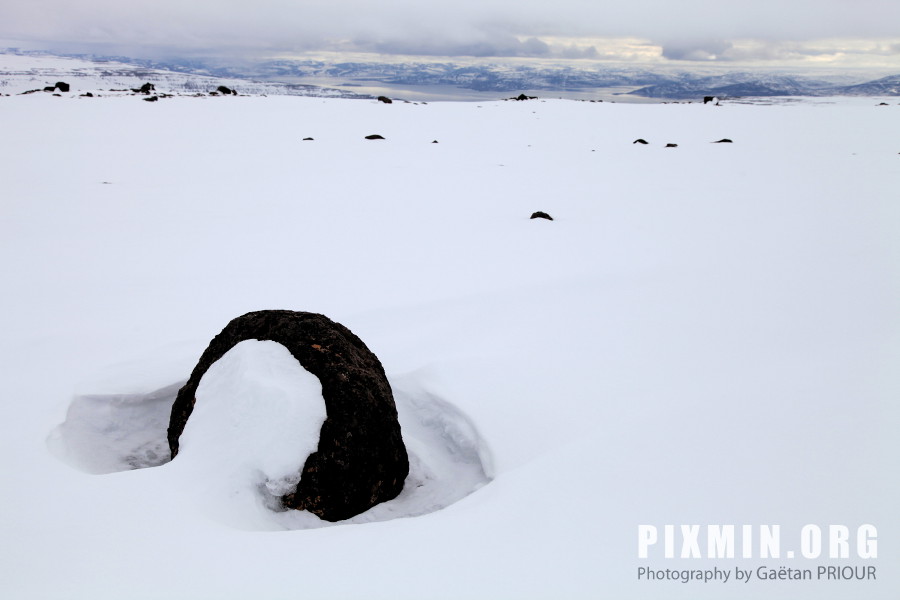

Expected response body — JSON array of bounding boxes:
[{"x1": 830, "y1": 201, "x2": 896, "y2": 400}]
[{"x1": 2, "y1": 0, "x2": 900, "y2": 68}]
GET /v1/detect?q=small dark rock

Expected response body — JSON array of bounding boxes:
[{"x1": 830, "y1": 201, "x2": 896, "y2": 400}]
[
  {"x1": 365, "y1": 134, "x2": 385, "y2": 140},
  {"x1": 510, "y1": 93, "x2": 537, "y2": 101},
  {"x1": 633, "y1": 138, "x2": 649, "y2": 144},
  {"x1": 377, "y1": 96, "x2": 393, "y2": 104},
  {"x1": 713, "y1": 138, "x2": 733, "y2": 143},
  {"x1": 665, "y1": 143, "x2": 678, "y2": 148},
  {"x1": 143, "y1": 96, "x2": 159, "y2": 102},
  {"x1": 530, "y1": 211, "x2": 553, "y2": 221},
  {"x1": 303, "y1": 137, "x2": 314, "y2": 141},
  {"x1": 703, "y1": 96, "x2": 715, "y2": 104},
  {"x1": 80, "y1": 92, "x2": 94, "y2": 98},
  {"x1": 132, "y1": 82, "x2": 155, "y2": 94},
  {"x1": 43, "y1": 86, "x2": 56, "y2": 92},
  {"x1": 431, "y1": 140, "x2": 439, "y2": 144},
  {"x1": 167, "y1": 310, "x2": 409, "y2": 522}
]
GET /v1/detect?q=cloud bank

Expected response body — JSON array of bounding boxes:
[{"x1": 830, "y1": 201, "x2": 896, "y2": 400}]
[{"x1": 2, "y1": 0, "x2": 899, "y2": 66}]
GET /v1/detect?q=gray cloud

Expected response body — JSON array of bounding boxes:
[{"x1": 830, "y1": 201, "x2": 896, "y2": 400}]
[
  {"x1": 358, "y1": 31, "x2": 552, "y2": 58},
  {"x1": 660, "y1": 40, "x2": 734, "y2": 61},
  {"x1": 2, "y1": 0, "x2": 900, "y2": 63}
]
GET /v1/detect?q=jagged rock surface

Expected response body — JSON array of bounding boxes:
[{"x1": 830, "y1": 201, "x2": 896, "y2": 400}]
[{"x1": 167, "y1": 310, "x2": 409, "y2": 522}]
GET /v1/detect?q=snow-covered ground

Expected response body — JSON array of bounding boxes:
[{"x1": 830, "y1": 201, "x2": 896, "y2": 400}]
[
  {"x1": 0, "y1": 52, "x2": 367, "y2": 98},
  {"x1": 1, "y1": 85, "x2": 898, "y2": 599}
]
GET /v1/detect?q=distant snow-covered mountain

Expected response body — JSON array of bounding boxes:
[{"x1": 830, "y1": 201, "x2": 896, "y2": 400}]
[
  {"x1": 0, "y1": 51, "x2": 372, "y2": 99},
  {"x1": 627, "y1": 72, "x2": 836, "y2": 99},
  {"x1": 833, "y1": 74, "x2": 900, "y2": 96},
  {"x1": 232, "y1": 58, "x2": 900, "y2": 99},
  {"x1": 3, "y1": 49, "x2": 899, "y2": 100}
]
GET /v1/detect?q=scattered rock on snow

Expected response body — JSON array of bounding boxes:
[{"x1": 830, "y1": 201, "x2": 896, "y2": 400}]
[
  {"x1": 167, "y1": 310, "x2": 409, "y2": 522},
  {"x1": 132, "y1": 83, "x2": 155, "y2": 94},
  {"x1": 53, "y1": 81, "x2": 70, "y2": 92},
  {"x1": 530, "y1": 211, "x2": 553, "y2": 221}
]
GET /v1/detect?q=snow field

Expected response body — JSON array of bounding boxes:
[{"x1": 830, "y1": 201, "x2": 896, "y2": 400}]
[{"x1": 0, "y1": 92, "x2": 898, "y2": 599}]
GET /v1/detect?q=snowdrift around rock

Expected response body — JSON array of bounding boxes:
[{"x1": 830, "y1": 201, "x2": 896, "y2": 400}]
[{"x1": 49, "y1": 342, "x2": 491, "y2": 529}]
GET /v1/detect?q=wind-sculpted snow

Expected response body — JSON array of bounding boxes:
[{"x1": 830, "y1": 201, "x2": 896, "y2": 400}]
[
  {"x1": 47, "y1": 381, "x2": 180, "y2": 474},
  {"x1": 48, "y1": 345, "x2": 490, "y2": 530}
]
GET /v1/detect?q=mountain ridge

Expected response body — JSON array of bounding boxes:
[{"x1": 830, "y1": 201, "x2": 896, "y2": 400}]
[{"x1": 2, "y1": 49, "x2": 899, "y2": 100}]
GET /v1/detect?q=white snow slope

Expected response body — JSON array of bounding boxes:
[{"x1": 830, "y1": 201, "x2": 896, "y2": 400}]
[
  {"x1": 1, "y1": 86, "x2": 899, "y2": 600},
  {"x1": 0, "y1": 52, "x2": 364, "y2": 98}
]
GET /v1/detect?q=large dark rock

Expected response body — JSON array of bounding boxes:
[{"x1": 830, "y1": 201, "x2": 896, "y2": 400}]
[
  {"x1": 54, "y1": 81, "x2": 70, "y2": 92},
  {"x1": 167, "y1": 310, "x2": 408, "y2": 522}
]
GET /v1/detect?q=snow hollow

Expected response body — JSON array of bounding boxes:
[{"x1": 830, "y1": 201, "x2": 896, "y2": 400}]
[{"x1": 1, "y1": 88, "x2": 899, "y2": 599}]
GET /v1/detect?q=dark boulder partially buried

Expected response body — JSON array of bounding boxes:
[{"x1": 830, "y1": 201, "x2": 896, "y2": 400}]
[
  {"x1": 167, "y1": 310, "x2": 409, "y2": 522},
  {"x1": 530, "y1": 211, "x2": 553, "y2": 221}
]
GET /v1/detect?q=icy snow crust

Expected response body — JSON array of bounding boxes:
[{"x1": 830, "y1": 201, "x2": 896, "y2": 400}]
[{"x1": 1, "y1": 89, "x2": 899, "y2": 598}]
